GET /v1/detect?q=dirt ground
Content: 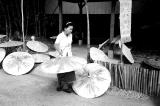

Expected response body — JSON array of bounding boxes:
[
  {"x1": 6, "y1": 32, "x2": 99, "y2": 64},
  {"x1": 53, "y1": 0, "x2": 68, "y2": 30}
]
[{"x1": 0, "y1": 42, "x2": 160, "y2": 106}]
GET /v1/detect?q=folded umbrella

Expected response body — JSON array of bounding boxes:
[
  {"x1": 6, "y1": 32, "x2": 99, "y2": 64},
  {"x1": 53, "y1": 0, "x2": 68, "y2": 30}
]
[
  {"x1": 73, "y1": 63, "x2": 111, "y2": 98},
  {"x1": 2, "y1": 52, "x2": 35, "y2": 75}
]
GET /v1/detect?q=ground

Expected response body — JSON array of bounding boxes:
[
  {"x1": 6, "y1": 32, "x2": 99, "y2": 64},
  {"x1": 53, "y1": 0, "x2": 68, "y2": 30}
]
[{"x1": 0, "y1": 39, "x2": 160, "y2": 106}]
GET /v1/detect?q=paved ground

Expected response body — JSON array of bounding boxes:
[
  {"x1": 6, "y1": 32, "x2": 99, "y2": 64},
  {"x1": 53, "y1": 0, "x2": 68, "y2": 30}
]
[{"x1": 0, "y1": 44, "x2": 159, "y2": 106}]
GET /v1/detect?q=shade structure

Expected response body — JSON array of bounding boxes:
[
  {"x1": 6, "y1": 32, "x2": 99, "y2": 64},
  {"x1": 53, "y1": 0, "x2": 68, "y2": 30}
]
[
  {"x1": 38, "y1": 56, "x2": 87, "y2": 74},
  {"x1": 26, "y1": 41, "x2": 49, "y2": 53},
  {"x1": 32, "y1": 53, "x2": 50, "y2": 63},
  {"x1": 0, "y1": 41, "x2": 23, "y2": 47},
  {"x1": 0, "y1": 34, "x2": 7, "y2": 39},
  {"x1": 0, "y1": 48, "x2": 6, "y2": 63},
  {"x1": 2, "y1": 52, "x2": 35, "y2": 75},
  {"x1": 73, "y1": 63, "x2": 111, "y2": 98}
]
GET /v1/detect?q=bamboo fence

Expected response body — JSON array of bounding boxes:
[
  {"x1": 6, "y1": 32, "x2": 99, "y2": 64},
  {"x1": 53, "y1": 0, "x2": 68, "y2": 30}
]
[{"x1": 93, "y1": 60, "x2": 160, "y2": 96}]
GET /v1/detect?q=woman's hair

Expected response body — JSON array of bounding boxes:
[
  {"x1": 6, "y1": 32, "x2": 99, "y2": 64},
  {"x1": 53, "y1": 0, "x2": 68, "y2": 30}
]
[{"x1": 63, "y1": 21, "x2": 73, "y2": 30}]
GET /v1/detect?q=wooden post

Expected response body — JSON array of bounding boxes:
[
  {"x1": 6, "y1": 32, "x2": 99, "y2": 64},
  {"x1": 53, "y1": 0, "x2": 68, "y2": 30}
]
[
  {"x1": 108, "y1": 1, "x2": 117, "y2": 59},
  {"x1": 58, "y1": 0, "x2": 63, "y2": 33},
  {"x1": 110, "y1": 1, "x2": 116, "y2": 42}
]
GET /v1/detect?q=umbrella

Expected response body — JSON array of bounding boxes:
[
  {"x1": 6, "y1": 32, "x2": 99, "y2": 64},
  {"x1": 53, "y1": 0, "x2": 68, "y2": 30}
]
[
  {"x1": 90, "y1": 47, "x2": 108, "y2": 62},
  {"x1": 0, "y1": 34, "x2": 7, "y2": 39},
  {"x1": 0, "y1": 48, "x2": 6, "y2": 63},
  {"x1": 2, "y1": 52, "x2": 35, "y2": 75},
  {"x1": 26, "y1": 41, "x2": 49, "y2": 53},
  {"x1": 0, "y1": 41, "x2": 23, "y2": 48},
  {"x1": 73, "y1": 63, "x2": 111, "y2": 98},
  {"x1": 38, "y1": 56, "x2": 87, "y2": 74},
  {"x1": 121, "y1": 44, "x2": 134, "y2": 63},
  {"x1": 32, "y1": 53, "x2": 50, "y2": 63},
  {"x1": 90, "y1": 47, "x2": 119, "y2": 64},
  {"x1": 45, "y1": 51, "x2": 60, "y2": 58}
]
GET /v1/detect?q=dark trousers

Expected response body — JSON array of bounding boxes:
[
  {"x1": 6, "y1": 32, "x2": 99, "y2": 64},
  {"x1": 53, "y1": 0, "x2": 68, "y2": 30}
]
[{"x1": 57, "y1": 71, "x2": 76, "y2": 89}]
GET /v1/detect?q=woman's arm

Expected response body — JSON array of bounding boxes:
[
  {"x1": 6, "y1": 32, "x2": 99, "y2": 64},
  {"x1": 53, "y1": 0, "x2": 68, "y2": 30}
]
[{"x1": 54, "y1": 43, "x2": 62, "y2": 56}]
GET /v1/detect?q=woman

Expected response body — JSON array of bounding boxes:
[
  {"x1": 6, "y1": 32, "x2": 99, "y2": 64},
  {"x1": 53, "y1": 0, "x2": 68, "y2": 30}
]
[{"x1": 54, "y1": 22, "x2": 76, "y2": 93}]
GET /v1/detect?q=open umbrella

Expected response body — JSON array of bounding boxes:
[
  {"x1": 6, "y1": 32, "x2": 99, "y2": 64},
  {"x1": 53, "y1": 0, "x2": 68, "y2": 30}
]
[
  {"x1": 45, "y1": 51, "x2": 60, "y2": 58},
  {"x1": 38, "y1": 56, "x2": 87, "y2": 74},
  {"x1": 121, "y1": 44, "x2": 134, "y2": 63},
  {"x1": 73, "y1": 63, "x2": 111, "y2": 98},
  {"x1": 90, "y1": 47, "x2": 119, "y2": 64},
  {"x1": 0, "y1": 41, "x2": 24, "y2": 48},
  {"x1": 0, "y1": 48, "x2": 6, "y2": 63},
  {"x1": 2, "y1": 52, "x2": 35, "y2": 75},
  {"x1": 32, "y1": 53, "x2": 50, "y2": 63},
  {"x1": 90, "y1": 47, "x2": 108, "y2": 62},
  {"x1": 26, "y1": 41, "x2": 49, "y2": 53}
]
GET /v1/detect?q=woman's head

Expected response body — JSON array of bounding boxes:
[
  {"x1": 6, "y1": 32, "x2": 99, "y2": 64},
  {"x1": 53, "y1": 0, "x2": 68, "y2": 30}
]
[{"x1": 63, "y1": 22, "x2": 73, "y2": 35}]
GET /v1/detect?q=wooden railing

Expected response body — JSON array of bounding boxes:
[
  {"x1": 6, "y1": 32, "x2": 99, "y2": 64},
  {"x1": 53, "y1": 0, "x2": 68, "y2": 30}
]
[{"x1": 95, "y1": 61, "x2": 160, "y2": 96}]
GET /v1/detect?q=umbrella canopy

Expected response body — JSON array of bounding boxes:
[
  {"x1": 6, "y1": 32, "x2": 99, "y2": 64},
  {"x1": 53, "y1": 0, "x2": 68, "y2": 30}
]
[
  {"x1": 73, "y1": 63, "x2": 111, "y2": 98},
  {"x1": 90, "y1": 47, "x2": 119, "y2": 64},
  {"x1": 0, "y1": 48, "x2": 6, "y2": 63},
  {"x1": 0, "y1": 41, "x2": 24, "y2": 48},
  {"x1": 26, "y1": 41, "x2": 49, "y2": 53},
  {"x1": 38, "y1": 56, "x2": 87, "y2": 74},
  {"x1": 121, "y1": 44, "x2": 134, "y2": 63},
  {"x1": 90, "y1": 47, "x2": 109, "y2": 62},
  {"x1": 45, "y1": 51, "x2": 60, "y2": 58},
  {"x1": 32, "y1": 53, "x2": 50, "y2": 63},
  {"x1": 2, "y1": 52, "x2": 35, "y2": 75},
  {"x1": 0, "y1": 34, "x2": 7, "y2": 39}
]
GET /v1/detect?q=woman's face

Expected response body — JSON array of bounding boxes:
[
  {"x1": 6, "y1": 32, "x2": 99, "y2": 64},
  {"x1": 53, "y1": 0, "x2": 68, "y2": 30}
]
[{"x1": 64, "y1": 26, "x2": 73, "y2": 35}]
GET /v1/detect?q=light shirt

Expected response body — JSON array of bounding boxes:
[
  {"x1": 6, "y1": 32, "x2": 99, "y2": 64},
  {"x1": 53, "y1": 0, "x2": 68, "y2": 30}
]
[{"x1": 55, "y1": 32, "x2": 72, "y2": 57}]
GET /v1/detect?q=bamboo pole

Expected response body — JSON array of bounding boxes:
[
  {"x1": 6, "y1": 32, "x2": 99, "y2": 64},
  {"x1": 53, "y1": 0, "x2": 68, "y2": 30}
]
[
  {"x1": 21, "y1": 0, "x2": 26, "y2": 51},
  {"x1": 84, "y1": 0, "x2": 90, "y2": 53}
]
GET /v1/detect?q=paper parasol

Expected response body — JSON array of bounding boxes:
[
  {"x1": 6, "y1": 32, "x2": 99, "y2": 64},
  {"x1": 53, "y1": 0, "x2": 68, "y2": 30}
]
[
  {"x1": 0, "y1": 48, "x2": 6, "y2": 63},
  {"x1": 38, "y1": 56, "x2": 87, "y2": 74},
  {"x1": 45, "y1": 51, "x2": 60, "y2": 58},
  {"x1": 122, "y1": 44, "x2": 134, "y2": 63},
  {"x1": 73, "y1": 63, "x2": 111, "y2": 98},
  {"x1": 90, "y1": 47, "x2": 109, "y2": 62},
  {"x1": 32, "y1": 53, "x2": 50, "y2": 63},
  {"x1": 2, "y1": 52, "x2": 35, "y2": 75},
  {"x1": 0, "y1": 41, "x2": 23, "y2": 47},
  {"x1": 0, "y1": 34, "x2": 7, "y2": 39},
  {"x1": 26, "y1": 41, "x2": 48, "y2": 52}
]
